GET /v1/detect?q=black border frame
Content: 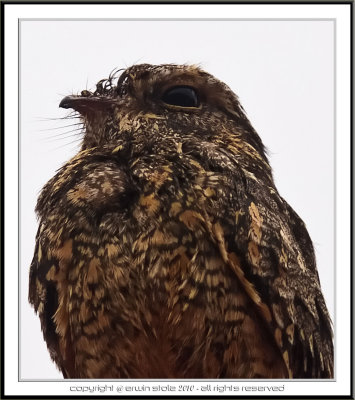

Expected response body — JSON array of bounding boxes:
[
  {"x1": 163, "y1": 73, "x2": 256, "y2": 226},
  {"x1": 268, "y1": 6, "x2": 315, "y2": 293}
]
[{"x1": 1, "y1": 1, "x2": 353, "y2": 399}]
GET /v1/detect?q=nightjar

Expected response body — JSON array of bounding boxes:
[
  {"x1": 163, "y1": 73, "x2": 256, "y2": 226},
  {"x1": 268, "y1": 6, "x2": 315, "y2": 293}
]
[{"x1": 29, "y1": 64, "x2": 333, "y2": 379}]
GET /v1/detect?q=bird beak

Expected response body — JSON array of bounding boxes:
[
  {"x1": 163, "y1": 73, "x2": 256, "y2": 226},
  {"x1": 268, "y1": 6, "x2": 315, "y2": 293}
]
[{"x1": 59, "y1": 95, "x2": 113, "y2": 112}]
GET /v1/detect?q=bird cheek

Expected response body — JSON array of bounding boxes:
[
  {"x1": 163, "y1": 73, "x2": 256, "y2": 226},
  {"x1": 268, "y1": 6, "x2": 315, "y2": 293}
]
[{"x1": 117, "y1": 112, "x2": 139, "y2": 133}]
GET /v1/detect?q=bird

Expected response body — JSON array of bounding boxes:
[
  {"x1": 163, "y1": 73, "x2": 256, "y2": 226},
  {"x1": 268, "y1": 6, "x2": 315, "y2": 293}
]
[{"x1": 29, "y1": 63, "x2": 333, "y2": 379}]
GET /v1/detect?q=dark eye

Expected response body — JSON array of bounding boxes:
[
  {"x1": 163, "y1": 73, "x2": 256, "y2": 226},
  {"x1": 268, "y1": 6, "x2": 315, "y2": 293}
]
[{"x1": 161, "y1": 86, "x2": 199, "y2": 108}]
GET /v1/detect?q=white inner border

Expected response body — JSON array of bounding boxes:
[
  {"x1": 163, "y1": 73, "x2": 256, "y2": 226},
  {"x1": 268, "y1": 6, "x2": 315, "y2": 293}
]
[{"x1": 4, "y1": 3, "x2": 351, "y2": 397}]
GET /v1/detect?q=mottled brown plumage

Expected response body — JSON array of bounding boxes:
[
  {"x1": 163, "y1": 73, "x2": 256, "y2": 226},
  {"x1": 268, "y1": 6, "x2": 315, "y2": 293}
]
[{"x1": 29, "y1": 64, "x2": 333, "y2": 379}]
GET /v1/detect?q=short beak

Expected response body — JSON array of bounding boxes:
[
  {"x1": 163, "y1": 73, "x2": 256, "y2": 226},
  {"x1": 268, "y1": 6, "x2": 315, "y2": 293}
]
[
  {"x1": 59, "y1": 95, "x2": 81, "y2": 109},
  {"x1": 59, "y1": 95, "x2": 113, "y2": 112}
]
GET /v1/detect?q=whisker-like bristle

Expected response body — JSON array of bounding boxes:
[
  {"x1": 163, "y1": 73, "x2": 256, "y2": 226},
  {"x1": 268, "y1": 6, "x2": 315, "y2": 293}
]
[
  {"x1": 34, "y1": 114, "x2": 80, "y2": 122},
  {"x1": 53, "y1": 137, "x2": 83, "y2": 150},
  {"x1": 37, "y1": 123, "x2": 83, "y2": 132},
  {"x1": 40, "y1": 129, "x2": 84, "y2": 141}
]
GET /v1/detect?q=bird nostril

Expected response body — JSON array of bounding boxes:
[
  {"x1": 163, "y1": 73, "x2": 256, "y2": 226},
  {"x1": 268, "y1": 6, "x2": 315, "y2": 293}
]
[{"x1": 81, "y1": 90, "x2": 92, "y2": 97}]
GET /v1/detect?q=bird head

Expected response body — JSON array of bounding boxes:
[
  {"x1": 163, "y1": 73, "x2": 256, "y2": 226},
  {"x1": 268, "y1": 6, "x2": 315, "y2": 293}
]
[{"x1": 60, "y1": 64, "x2": 270, "y2": 177}]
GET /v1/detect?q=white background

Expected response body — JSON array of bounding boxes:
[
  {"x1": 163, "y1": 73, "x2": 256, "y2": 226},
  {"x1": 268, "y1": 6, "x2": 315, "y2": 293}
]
[
  {"x1": 20, "y1": 19, "x2": 335, "y2": 379},
  {"x1": 4, "y1": 3, "x2": 350, "y2": 396}
]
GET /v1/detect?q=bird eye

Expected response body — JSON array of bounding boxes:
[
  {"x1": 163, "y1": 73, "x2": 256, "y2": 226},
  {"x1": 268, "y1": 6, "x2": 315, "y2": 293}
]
[{"x1": 162, "y1": 86, "x2": 199, "y2": 108}]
